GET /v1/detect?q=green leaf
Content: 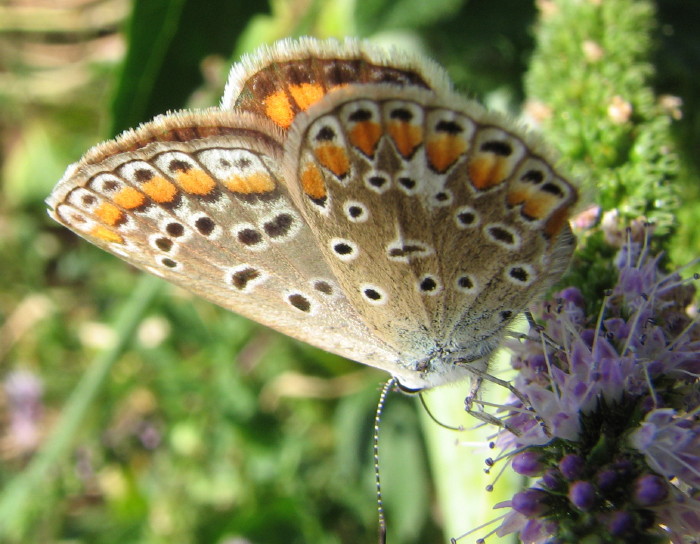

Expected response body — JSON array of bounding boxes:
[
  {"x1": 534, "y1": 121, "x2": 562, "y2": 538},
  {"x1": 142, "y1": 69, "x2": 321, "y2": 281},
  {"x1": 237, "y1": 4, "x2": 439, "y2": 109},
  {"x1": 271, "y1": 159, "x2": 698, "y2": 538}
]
[
  {"x1": 356, "y1": 0, "x2": 466, "y2": 34},
  {"x1": 109, "y1": 0, "x2": 269, "y2": 135}
]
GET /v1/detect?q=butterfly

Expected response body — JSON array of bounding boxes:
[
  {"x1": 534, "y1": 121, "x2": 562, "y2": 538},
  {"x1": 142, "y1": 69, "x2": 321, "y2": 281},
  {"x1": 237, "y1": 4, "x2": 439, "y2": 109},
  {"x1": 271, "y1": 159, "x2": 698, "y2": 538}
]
[{"x1": 47, "y1": 37, "x2": 577, "y2": 392}]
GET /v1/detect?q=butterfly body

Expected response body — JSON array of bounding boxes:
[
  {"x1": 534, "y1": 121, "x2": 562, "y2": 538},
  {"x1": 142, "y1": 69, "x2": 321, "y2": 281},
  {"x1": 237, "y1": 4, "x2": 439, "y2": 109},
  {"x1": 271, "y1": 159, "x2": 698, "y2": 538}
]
[{"x1": 47, "y1": 38, "x2": 577, "y2": 391}]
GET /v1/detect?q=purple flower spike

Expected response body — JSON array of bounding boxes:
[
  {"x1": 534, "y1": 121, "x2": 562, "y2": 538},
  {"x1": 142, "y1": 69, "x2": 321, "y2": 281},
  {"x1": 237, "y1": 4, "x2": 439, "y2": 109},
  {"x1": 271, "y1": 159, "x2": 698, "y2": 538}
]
[{"x1": 487, "y1": 233, "x2": 700, "y2": 543}]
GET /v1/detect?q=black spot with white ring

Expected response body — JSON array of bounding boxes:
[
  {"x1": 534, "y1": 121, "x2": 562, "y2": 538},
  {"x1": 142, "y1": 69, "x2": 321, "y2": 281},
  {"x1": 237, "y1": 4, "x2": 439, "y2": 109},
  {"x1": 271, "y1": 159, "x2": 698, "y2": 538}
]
[
  {"x1": 507, "y1": 264, "x2": 535, "y2": 286},
  {"x1": 390, "y1": 108, "x2": 413, "y2": 122},
  {"x1": 481, "y1": 140, "x2": 513, "y2": 157},
  {"x1": 456, "y1": 274, "x2": 477, "y2": 293},
  {"x1": 330, "y1": 238, "x2": 359, "y2": 261},
  {"x1": 397, "y1": 177, "x2": 417, "y2": 195},
  {"x1": 542, "y1": 182, "x2": 565, "y2": 197},
  {"x1": 81, "y1": 194, "x2": 96, "y2": 206},
  {"x1": 435, "y1": 120, "x2": 463, "y2": 134},
  {"x1": 315, "y1": 126, "x2": 336, "y2": 142},
  {"x1": 430, "y1": 190, "x2": 453, "y2": 206},
  {"x1": 288, "y1": 293, "x2": 312, "y2": 313},
  {"x1": 521, "y1": 169, "x2": 544, "y2": 184},
  {"x1": 368, "y1": 175, "x2": 387, "y2": 188},
  {"x1": 418, "y1": 275, "x2": 441, "y2": 295},
  {"x1": 194, "y1": 216, "x2": 216, "y2": 236},
  {"x1": 386, "y1": 239, "x2": 433, "y2": 262},
  {"x1": 263, "y1": 213, "x2": 294, "y2": 238},
  {"x1": 155, "y1": 238, "x2": 173, "y2": 252},
  {"x1": 454, "y1": 206, "x2": 479, "y2": 228},
  {"x1": 166, "y1": 222, "x2": 185, "y2": 237},
  {"x1": 343, "y1": 201, "x2": 368, "y2": 222},
  {"x1": 100, "y1": 180, "x2": 118, "y2": 193},
  {"x1": 365, "y1": 171, "x2": 390, "y2": 193},
  {"x1": 349, "y1": 108, "x2": 372, "y2": 122},
  {"x1": 361, "y1": 284, "x2": 387, "y2": 305},
  {"x1": 231, "y1": 267, "x2": 261, "y2": 290},
  {"x1": 238, "y1": 228, "x2": 263, "y2": 246},
  {"x1": 485, "y1": 224, "x2": 520, "y2": 249},
  {"x1": 313, "y1": 280, "x2": 334, "y2": 296}
]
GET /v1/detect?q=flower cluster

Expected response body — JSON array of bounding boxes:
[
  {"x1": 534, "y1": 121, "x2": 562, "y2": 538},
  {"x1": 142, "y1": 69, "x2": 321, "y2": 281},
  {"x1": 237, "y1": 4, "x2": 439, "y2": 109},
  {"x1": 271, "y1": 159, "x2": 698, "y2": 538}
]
[{"x1": 490, "y1": 234, "x2": 700, "y2": 543}]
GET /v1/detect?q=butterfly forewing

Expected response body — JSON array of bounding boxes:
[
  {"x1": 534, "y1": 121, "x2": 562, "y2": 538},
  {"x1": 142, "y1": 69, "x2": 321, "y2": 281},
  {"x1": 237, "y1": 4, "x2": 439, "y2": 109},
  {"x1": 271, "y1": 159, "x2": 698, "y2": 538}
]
[{"x1": 47, "y1": 110, "x2": 404, "y2": 372}]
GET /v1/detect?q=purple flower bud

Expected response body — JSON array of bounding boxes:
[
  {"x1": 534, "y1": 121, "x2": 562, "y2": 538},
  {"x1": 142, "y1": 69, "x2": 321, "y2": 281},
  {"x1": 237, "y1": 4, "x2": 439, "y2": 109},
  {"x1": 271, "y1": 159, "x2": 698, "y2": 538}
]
[
  {"x1": 541, "y1": 468, "x2": 561, "y2": 490},
  {"x1": 512, "y1": 451, "x2": 543, "y2": 477},
  {"x1": 512, "y1": 489, "x2": 549, "y2": 518},
  {"x1": 595, "y1": 468, "x2": 618, "y2": 492},
  {"x1": 558, "y1": 287, "x2": 585, "y2": 308},
  {"x1": 559, "y1": 454, "x2": 585, "y2": 480},
  {"x1": 633, "y1": 474, "x2": 668, "y2": 506},
  {"x1": 568, "y1": 481, "x2": 596, "y2": 511},
  {"x1": 608, "y1": 511, "x2": 633, "y2": 536}
]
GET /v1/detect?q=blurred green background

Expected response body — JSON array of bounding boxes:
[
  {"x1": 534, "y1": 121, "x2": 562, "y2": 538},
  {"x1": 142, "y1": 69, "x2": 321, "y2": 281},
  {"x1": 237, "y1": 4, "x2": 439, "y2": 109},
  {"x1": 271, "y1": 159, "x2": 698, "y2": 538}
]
[{"x1": 1, "y1": 1, "x2": 698, "y2": 543}]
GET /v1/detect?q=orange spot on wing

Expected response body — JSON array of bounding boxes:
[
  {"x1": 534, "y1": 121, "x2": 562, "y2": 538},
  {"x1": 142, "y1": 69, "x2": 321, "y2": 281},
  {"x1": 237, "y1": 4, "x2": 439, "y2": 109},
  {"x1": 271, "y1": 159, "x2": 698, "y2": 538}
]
[
  {"x1": 113, "y1": 186, "x2": 146, "y2": 209},
  {"x1": 141, "y1": 177, "x2": 177, "y2": 203},
  {"x1": 94, "y1": 202, "x2": 124, "y2": 226},
  {"x1": 544, "y1": 206, "x2": 571, "y2": 238},
  {"x1": 506, "y1": 189, "x2": 529, "y2": 207},
  {"x1": 522, "y1": 195, "x2": 557, "y2": 220},
  {"x1": 289, "y1": 83, "x2": 325, "y2": 111},
  {"x1": 387, "y1": 122, "x2": 422, "y2": 158},
  {"x1": 225, "y1": 172, "x2": 276, "y2": 194},
  {"x1": 348, "y1": 121, "x2": 382, "y2": 157},
  {"x1": 468, "y1": 157, "x2": 508, "y2": 190},
  {"x1": 426, "y1": 135, "x2": 467, "y2": 173},
  {"x1": 314, "y1": 144, "x2": 349, "y2": 178},
  {"x1": 91, "y1": 225, "x2": 123, "y2": 244},
  {"x1": 300, "y1": 163, "x2": 327, "y2": 200},
  {"x1": 265, "y1": 91, "x2": 295, "y2": 128},
  {"x1": 176, "y1": 169, "x2": 216, "y2": 195}
]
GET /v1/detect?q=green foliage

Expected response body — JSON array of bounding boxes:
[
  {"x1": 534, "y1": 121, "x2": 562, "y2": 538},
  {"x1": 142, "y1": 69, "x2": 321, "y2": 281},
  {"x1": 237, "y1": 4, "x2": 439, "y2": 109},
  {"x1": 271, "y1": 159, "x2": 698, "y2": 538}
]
[
  {"x1": 0, "y1": 0, "x2": 698, "y2": 543},
  {"x1": 526, "y1": 0, "x2": 680, "y2": 236},
  {"x1": 111, "y1": 0, "x2": 269, "y2": 134}
]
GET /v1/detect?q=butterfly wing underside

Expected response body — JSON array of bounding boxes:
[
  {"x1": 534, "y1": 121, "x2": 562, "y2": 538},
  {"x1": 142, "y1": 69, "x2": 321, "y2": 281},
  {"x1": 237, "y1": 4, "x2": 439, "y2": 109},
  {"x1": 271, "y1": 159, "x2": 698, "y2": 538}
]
[
  {"x1": 48, "y1": 38, "x2": 579, "y2": 391},
  {"x1": 281, "y1": 86, "x2": 577, "y2": 376},
  {"x1": 47, "y1": 110, "x2": 404, "y2": 373}
]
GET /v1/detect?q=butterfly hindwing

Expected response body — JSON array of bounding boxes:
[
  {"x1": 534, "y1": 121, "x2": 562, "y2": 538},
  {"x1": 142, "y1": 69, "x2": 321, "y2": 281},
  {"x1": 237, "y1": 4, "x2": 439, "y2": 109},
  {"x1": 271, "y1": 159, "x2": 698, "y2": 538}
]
[
  {"x1": 221, "y1": 37, "x2": 452, "y2": 130},
  {"x1": 282, "y1": 85, "x2": 577, "y2": 379}
]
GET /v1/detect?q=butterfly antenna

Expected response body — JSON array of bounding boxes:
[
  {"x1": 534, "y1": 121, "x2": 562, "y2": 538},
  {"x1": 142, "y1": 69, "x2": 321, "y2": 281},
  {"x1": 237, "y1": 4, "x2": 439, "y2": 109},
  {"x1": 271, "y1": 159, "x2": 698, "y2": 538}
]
[{"x1": 374, "y1": 377, "x2": 394, "y2": 544}]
